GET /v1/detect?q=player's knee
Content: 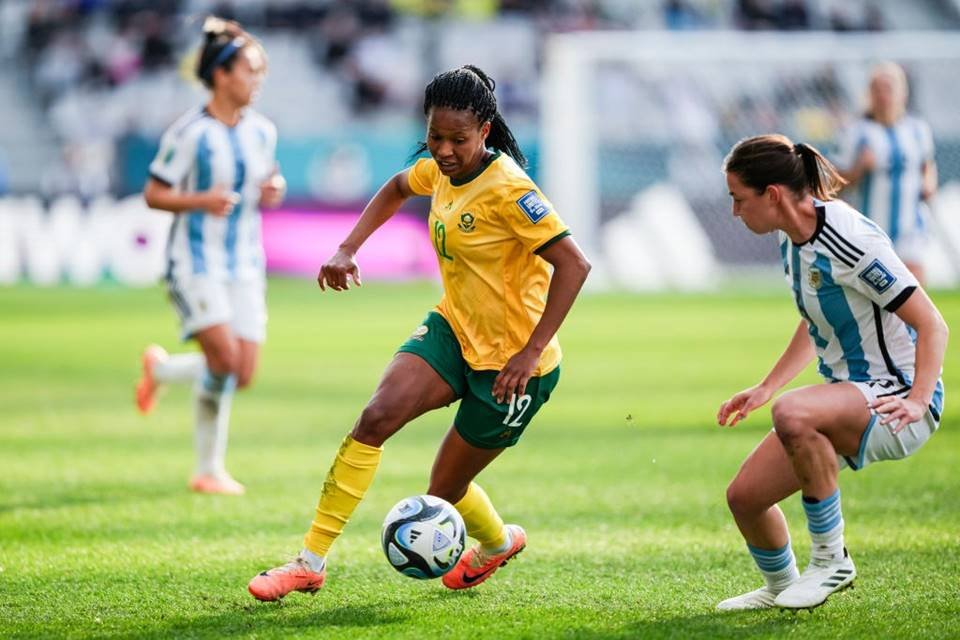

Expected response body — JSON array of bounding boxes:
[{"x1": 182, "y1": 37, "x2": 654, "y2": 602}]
[
  {"x1": 726, "y1": 481, "x2": 757, "y2": 519},
  {"x1": 205, "y1": 344, "x2": 240, "y2": 377},
  {"x1": 236, "y1": 369, "x2": 255, "y2": 390},
  {"x1": 352, "y1": 402, "x2": 401, "y2": 446},
  {"x1": 771, "y1": 396, "x2": 811, "y2": 443}
]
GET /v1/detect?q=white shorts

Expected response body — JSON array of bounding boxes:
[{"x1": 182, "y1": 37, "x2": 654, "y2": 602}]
[
  {"x1": 166, "y1": 275, "x2": 267, "y2": 343},
  {"x1": 839, "y1": 380, "x2": 940, "y2": 471}
]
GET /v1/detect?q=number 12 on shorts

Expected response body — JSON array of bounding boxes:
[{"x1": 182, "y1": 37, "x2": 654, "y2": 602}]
[{"x1": 502, "y1": 394, "x2": 532, "y2": 427}]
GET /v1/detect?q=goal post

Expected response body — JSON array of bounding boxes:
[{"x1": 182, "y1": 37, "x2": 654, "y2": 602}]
[{"x1": 541, "y1": 31, "x2": 960, "y2": 288}]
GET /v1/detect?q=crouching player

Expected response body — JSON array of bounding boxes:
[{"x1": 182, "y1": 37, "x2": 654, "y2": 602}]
[{"x1": 716, "y1": 134, "x2": 948, "y2": 610}]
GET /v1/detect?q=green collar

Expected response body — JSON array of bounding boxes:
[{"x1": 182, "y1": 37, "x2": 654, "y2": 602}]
[{"x1": 449, "y1": 149, "x2": 501, "y2": 186}]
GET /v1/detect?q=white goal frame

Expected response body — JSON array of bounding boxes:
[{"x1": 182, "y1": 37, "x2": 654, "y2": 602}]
[{"x1": 540, "y1": 31, "x2": 960, "y2": 266}]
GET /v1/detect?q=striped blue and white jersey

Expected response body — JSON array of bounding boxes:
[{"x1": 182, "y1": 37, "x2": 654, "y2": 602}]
[
  {"x1": 835, "y1": 115, "x2": 934, "y2": 242},
  {"x1": 149, "y1": 106, "x2": 278, "y2": 282},
  {"x1": 780, "y1": 199, "x2": 943, "y2": 418}
]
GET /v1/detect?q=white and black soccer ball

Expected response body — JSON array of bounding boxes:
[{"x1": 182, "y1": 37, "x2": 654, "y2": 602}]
[{"x1": 381, "y1": 495, "x2": 465, "y2": 579}]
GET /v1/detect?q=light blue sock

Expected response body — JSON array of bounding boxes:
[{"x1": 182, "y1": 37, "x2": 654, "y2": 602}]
[
  {"x1": 747, "y1": 542, "x2": 799, "y2": 591},
  {"x1": 802, "y1": 489, "x2": 845, "y2": 562}
]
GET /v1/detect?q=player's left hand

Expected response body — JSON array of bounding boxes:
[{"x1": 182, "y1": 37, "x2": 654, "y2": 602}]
[
  {"x1": 492, "y1": 347, "x2": 540, "y2": 404},
  {"x1": 870, "y1": 395, "x2": 925, "y2": 433},
  {"x1": 259, "y1": 172, "x2": 286, "y2": 208}
]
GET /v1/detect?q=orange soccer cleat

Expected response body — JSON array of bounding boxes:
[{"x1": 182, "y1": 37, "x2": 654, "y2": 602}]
[
  {"x1": 135, "y1": 344, "x2": 168, "y2": 415},
  {"x1": 248, "y1": 557, "x2": 327, "y2": 602},
  {"x1": 441, "y1": 524, "x2": 526, "y2": 590},
  {"x1": 189, "y1": 473, "x2": 246, "y2": 496}
]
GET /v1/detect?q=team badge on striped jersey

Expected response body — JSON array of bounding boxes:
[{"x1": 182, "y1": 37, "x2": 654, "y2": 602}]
[
  {"x1": 516, "y1": 190, "x2": 551, "y2": 223},
  {"x1": 858, "y1": 259, "x2": 896, "y2": 293},
  {"x1": 809, "y1": 266, "x2": 822, "y2": 290}
]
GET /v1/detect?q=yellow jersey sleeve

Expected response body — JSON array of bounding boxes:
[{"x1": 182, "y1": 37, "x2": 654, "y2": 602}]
[
  {"x1": 407, "y1": 157, "x2": 439, "y2": 196},
  {"x1": 500, "y1": 184, "x2": 570, "y2": 254}
]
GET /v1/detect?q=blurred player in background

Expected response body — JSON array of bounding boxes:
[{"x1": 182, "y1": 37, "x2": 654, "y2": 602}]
[
  {"x1": 247, "y1": 65, "x2": 591, "y2": 601},
  {"x1": 716, "y1": 135, "x2": 947, "y2": 610},
  {"x1": 835, "y1": 62, "x2": 938, "y2": 284},
  {"x1": 136, "y1": 17, "x2": 285, "y2": 495}
]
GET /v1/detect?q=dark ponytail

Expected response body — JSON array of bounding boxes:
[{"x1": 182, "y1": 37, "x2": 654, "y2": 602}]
[
  {"x1": 414, "y1": 65, "x2": 527, "y2": 167},
  {"x1": 195, "y1": 16, "x2": 263, "y2": 89},
  {"x1": 723, "y1": 134, "x2": 846, "y2": 200}
]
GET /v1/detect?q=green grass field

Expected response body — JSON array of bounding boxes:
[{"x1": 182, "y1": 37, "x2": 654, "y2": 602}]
[{"x1": 1, "y1": 280, "x2": 958, "y2": 639}]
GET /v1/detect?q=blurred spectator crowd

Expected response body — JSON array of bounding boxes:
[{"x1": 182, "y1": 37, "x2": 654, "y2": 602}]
[
  {"x1": 12, "y1": 1, "x2": 896, "y2": 110},
  {"x1": 0, "y1": 0, "x2": 929, "y2": 198}
]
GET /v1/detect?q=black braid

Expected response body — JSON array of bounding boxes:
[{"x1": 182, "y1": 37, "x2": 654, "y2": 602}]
[{"x1": 412, "y1": 65, "x2": 527, "y2": 167}]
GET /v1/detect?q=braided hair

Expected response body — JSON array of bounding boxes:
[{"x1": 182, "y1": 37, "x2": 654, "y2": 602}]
[
  {"x1": 195, "y1": 16, "x2": 265, "y2": 89},
  {"x1": 414, "y1": 65, "x2": 526, "y2": 167}
]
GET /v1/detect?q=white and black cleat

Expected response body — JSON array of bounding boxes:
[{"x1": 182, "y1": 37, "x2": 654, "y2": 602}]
[
  {"x1": 716, "y1": 586, "x2": 782, "y2": 611},
  {"x1": 774, "y1": 548, "x2": 856, "y2": 610}
]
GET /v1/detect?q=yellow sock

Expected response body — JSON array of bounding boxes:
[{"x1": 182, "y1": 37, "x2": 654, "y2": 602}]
[
  {"x1": 454, "y1": 482, "x2": 507, "y2": 550},
  {"x1": 303, "y1": 435, "x2": 382, "y2": 557}
]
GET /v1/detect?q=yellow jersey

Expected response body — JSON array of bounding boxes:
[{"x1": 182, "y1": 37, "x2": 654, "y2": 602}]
[{"x1": 407, "y1": 151, "x2": 570, "y2": 375}]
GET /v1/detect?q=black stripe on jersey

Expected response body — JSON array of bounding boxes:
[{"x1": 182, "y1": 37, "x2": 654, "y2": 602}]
[
  {"x1": 872, "y1": 302, "x2": 908, "y2": 386},
  {"x1": 885, "y1": 286, "x2": 916, "y2": 312},
  {"x1": 818, "y1": 227, "x2": 861, "y2": 265},
  {"x1": 164, "y1": 216, "x2": 180, "y2": 280},
  {"x1": 149, "y1": 172, "x2": 173, "y2": 187},
  {"x1": 797, "y1": 205, "x2": 826, "y2": 245},
  {"x1": 822, "y1": 222, "x2": 865, "y2": 258},
  {"x1": 816, "y1": 234, "x2": 857, "y2": 268},
  {"x1": 877, "y1": 386, "x2": 912, "y2": 397}
]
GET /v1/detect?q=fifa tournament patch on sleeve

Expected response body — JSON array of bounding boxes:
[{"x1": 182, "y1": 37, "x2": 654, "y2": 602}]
[
  {"x1": 516, "y1": 190, "x2": 551, "y2": 223},
  {"x1": 858, "y1": 259, "x2": 897, "y2": 293}
]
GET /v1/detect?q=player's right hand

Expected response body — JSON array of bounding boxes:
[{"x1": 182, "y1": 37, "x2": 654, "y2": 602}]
[
  {"x1": 202, "y1": 185, "x2": 241, "y2": 217},
  {"x1": 318, "y1": 249, "x2": 362, "y2": 291},
  {"x1": 717, "y1": 383, "x2": 774, "y2": 427}
]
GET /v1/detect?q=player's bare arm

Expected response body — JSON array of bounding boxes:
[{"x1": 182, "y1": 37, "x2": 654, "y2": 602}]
[
  {"x1": 871, "y1": 288, "x2": 949, "y2": 431},
  {"x1": 318, "y1": 169, "x2": 415, "y2": 292},
  {"x1": 492, "y1": 236, "x2": 590, "y2": 403},
  {"x1": 144, "y1": 177, "x2": 238, "y2": 216},
  {"x1": 718, "y1": 319, "x2": 815, "y2": 426}
]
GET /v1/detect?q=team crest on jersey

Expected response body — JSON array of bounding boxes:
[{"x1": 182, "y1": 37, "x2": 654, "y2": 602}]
[
  {"x1": 808, "y1": 266, "x2": 822, "y2": 290},
  {"x1": 516, "y1": 190, "x2": 551, "y2": 223},
  {"x1": 458, "y1": 212, "x2": 476, "y2": 233},
  {"x1": 410, "y1": 325, "x2": 429, "y2": 341},
  {"x1": 858, "y1": 259, "x2": 896, "y2": 293}
]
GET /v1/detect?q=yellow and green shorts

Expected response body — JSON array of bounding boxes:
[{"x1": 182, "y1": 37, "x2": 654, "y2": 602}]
[{"x1": 398, "y1": 311, "x2": 560, "y2": 449}]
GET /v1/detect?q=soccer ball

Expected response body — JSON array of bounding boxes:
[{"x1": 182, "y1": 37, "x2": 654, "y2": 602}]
[{"x1": 381, "y1": 495, "x2": 466, "y2": 579}]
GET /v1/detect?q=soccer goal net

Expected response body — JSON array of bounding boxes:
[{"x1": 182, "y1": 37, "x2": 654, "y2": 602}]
[{"x1": 540, "y1": 31, "x2": 960, "y2": 290}]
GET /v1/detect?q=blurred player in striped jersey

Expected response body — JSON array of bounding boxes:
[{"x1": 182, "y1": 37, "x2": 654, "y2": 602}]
[
  {"x1": 135, "y1": 17, "x2": 285, "y2": 495},
  {"x1": 835, "y1": 62, "x2": 938, "y2": 284},
  {"x1": 716, "y1": 135, "x2": 947, "y2": 611}
]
